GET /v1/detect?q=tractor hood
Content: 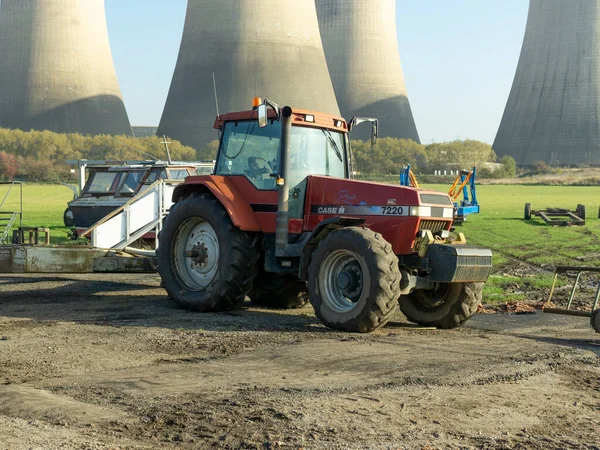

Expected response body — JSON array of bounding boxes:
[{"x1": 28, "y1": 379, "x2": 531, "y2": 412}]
[{"x1": 305, "y1": 175, "x2": 455, "y2": 214}]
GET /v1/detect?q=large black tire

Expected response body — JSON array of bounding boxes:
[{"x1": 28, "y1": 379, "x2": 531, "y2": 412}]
[
  {"x1": 524, "y1": 203, "x2": 532, "y2": 220},
  {"x1": 399, "y1": 282, "x2": 484, "y2": 329},
  {"x1": 591, "y1": 309, "x2": 600, "y2": 334},
  {"x1": 157, "y1": 192, "x2": 259, "y2": 312},
  {"x1": 307, "y1": 227, "x2": 401, "y2": 333},
  {"x1": 63, "y1": 207, "x2": 75, "y2": 227},
  {"x1": 577, "y1": 204, "x2": 586, "y2": 220},
  {"x1": 249, "y1": 272, "x2": 309, "y2": 309}
]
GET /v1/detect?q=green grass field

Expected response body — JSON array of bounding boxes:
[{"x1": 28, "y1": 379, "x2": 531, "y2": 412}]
[
  {"x1": 425, "y1": 184, "x2": 600, "y2": 304},
  {"x1": 425, "y1": 184, "x2": 600, "y2": 268},
  {"x1": 0, "y1": 183, "x2": 75, "y2": 244},
  {"x1": 2, "y1": 182, "x2": 600, "y2": 304}
]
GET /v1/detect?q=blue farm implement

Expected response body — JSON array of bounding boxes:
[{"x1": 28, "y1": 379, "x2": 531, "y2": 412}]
[{"x1": 400, "y1": 166, "x2": 480, "y2": 225}]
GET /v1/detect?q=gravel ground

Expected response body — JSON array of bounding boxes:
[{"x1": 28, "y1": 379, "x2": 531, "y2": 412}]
[{"x1": 0, "y1": 273, "x2": 599, "y2": 449}]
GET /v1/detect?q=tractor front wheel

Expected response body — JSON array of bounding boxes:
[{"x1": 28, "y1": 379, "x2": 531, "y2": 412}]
[
  {"x1": 249, "y1": 272, "x2": 308, "y2": 309},
  {"x1": 399, "y1": 282, "x2": 483, "y2": 329},
  {"x1": 157, "y1": 192, "x2": 259, "y2": 312},
  {"x1": 308, "y1": 227, "x2": 401, "y2": 333}
]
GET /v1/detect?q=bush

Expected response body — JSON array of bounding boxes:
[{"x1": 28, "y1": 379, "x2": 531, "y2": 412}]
[
  {"x1": 499, "y1": 156, "x2": 517, "y2": 177},
  {"x1": 0, "y1": 151, "x2": 17, "y2": 180},
  {"x1": 533, "y1": 160, "x2": 553, "y2": 173}
]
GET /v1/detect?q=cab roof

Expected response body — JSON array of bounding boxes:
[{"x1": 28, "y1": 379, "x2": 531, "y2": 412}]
[{"x1": 213, "y1": 107, "x2": 349, "y2": 134}]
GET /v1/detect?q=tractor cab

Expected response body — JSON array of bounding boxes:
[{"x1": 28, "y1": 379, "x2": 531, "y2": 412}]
[{"x1": 212, "y1": 99, "x2": 358, "y2": 219}]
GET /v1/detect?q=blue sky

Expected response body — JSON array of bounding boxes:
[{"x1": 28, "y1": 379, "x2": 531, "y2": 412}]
[{"x1": 105, "y1": 0, "x2": 529, "y2": 144}]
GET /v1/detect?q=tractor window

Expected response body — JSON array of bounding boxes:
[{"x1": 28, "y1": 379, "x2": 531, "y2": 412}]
[
  {"x1": 289, "y1": 126, "x2": 346, "y2": 185},
  {"x1": 216, "y1": 119, "x2": 282, "y2": 190}
]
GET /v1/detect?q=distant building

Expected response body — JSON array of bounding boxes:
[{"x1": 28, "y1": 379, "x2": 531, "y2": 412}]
[
  {"x1": 495, "y1": 0, "x2": 600, "y2": 166},
  {"x1": 132, "y1": 127, "x2": 159, "y2": 138},
  {"x1": 0, "y1": 0, "x2": 132, "y2": 136},
  {"x1": 316, "y1": 0, "x2": 420, "y2": 142},
  {"x1": 158, "y1": 0, "x2": 340, "y2": 149}
]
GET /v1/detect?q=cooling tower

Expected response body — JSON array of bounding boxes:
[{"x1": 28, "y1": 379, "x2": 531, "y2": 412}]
[
  {"x1": 0, "y1": 0, "x2": 132, "y2": 136},
  {"x1": 494, "y1": 0, "x2": 600, "y2": 166},
  {"x1": 158, "y1": 0, "x2": 340, "y2": 149},
  {"x1": 316, "y1": 0, "x2": 420, "y2": 142}
]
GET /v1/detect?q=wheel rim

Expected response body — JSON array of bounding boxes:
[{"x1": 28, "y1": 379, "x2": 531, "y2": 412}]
[
  {"x1": 318, "y1": 249, "x2": 365, "y2": 313},
  {"x1": 416, "y1": 283, "x2": 450, "y2": 309},
  {"x1": 173, "y1": 218, "x2": 219, "y2": 291}
]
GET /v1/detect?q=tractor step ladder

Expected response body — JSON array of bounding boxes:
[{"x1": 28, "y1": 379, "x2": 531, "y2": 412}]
[
  {"x1": 544, "y1": 265, "x2": 600, "y2": 333},
  {"x1": 82, "y1": 180, "x2": 177, "y2": 251}
]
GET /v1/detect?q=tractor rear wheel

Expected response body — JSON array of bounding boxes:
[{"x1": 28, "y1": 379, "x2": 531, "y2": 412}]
[
  {"x1": 157, "y1": 192, "x2": 259, "y2": 312},
  {"x1": 249, "y1": 272, "x2": 308, "y2": 309},
  {"x1": 524, "y1": 203, "x2": 532, "y2": 220},
  {"x1": 308, "y1": 227, "x2": 401, "y2": 333},
  {"x1": 399, "y1": 282, "x2": 483, "y2": 329}
]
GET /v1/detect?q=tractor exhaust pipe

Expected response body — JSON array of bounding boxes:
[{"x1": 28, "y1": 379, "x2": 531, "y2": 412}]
[{"x1": 276, "y1": 106, "x2": 293, "y2": 257}]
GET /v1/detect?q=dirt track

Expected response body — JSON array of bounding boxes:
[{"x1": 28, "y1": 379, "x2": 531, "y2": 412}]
[{"x1": 0, "y1": 273, "x2": 599, "y2": 449}]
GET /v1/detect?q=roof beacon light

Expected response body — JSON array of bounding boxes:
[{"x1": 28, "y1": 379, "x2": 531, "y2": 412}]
[{"x1": 252, "y1": 97, "x2": 262, "y2": 109}]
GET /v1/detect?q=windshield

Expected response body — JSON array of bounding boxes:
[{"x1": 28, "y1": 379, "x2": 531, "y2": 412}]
[
  {"x1": 119, "y1": 171, "x2": 145, "y2": 194},
  {"x1": 289, "y1": 126, "x2": 346, "y2": 185},
  {"x1": 86, "y1": 172, "x2": 121, "y2": 193},
  {"x1": 216, "y1": 120, "x2": 282, "y2": 189},
  {"x1": 167, "y1": 169, "x2": 191, "y2": 180},
  {"x1": 216, "y1": 119, "x2": 347, "y2": 189}
]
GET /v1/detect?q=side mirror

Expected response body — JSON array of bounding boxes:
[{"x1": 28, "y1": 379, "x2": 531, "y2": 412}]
[
  {"x1": 349, "y1": 117, "x2": 379, "y2": 146},
  {"x1": 257, "y1": 104, "x2": 268, "y2": 128},
  {"x1": 371, "y1": 121, "x2": 378, "y2": 146}
]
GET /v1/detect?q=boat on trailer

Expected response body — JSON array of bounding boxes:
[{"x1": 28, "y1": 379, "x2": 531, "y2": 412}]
[{"x1": 64, "y1": 159, "x2": 215, "y2": 235}]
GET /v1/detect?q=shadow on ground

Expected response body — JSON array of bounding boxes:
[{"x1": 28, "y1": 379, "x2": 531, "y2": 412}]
[{"x1": 0, "y1": 274, "x2": 326, "y2": 333}]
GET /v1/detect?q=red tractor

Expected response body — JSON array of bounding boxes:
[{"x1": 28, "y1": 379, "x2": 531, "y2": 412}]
[{"x1": 157, "y1": 99, "x2": 492, "y2": 332}]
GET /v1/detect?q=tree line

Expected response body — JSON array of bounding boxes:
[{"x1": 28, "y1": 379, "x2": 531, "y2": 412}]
[
  {"x1": 0, "y1": 128, "x2": 515, "y2": 182},
  {"x1": 350, "y1": 138, "x2": 516, "y2": 178},
  {"x1": 0, "y1": 129, "x2": 196, "y2": 182}
]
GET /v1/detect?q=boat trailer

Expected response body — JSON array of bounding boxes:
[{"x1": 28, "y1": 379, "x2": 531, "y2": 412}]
[{"x1": 544, "y1": 265, "x2": 600, "y2": 333}]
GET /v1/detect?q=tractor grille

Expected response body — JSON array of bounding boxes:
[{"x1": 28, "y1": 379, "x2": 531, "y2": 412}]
[
  {"x1": 418, "y1": 220, "x2": 448, "y2": 234},
  {"x1": 413, "y1": 220, "x2": 450, "y2": 253}
]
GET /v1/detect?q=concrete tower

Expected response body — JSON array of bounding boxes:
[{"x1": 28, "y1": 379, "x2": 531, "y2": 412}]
[
  {"x1": 495, "y1": 0, "x2": 600, "y2": 166},
  {"x1": 316, "y1": 0, "x2": 420, "y2": 142},
  {"x1": 0, "y1": 0, "x2": 132, "y2": 136},
  {"x1": 158, "y1": 0, "x2": 340, "y2": 149}
]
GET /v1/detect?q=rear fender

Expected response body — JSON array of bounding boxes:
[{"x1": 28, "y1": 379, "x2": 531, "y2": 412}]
[
  {"x1": 172, "y1": 180, "x2": 261, "y2": 232},
  {"x1": 298, "y1": 217, "x2": 365, "y2": 281}
]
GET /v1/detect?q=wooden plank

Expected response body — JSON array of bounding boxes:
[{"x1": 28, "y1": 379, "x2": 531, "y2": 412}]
[{"x1": 93, "y1": 256, "x2": 157, "y2": 273}]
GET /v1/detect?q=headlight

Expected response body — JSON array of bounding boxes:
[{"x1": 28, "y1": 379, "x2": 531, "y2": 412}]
[
  {"x1": 409, "y1": 206, "x2": 432, "y2": 217},
  {"x1": 443, "y1": 208, "x2": 454, "y2": 219}
]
